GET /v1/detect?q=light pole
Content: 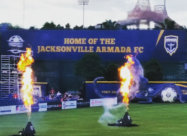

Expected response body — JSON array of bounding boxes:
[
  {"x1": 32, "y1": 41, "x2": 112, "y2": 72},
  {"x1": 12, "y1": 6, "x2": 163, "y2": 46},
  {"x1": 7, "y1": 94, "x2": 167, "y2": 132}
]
[
  {"x1": 22, "y1": 0, "x2": 25, "y2": 28},
  {"x1": 78, "y1": 0, "x2": 89, "y2": 28}
]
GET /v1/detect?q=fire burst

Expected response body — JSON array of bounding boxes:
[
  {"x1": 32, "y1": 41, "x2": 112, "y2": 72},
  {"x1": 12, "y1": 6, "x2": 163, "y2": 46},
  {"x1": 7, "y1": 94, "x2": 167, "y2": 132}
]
[
  {"x1": 17, "y1": 48, "x2": 34, "y2": 117},
  {"x1": 118, "y1": 55, "x2": 134, "y2": 110}
]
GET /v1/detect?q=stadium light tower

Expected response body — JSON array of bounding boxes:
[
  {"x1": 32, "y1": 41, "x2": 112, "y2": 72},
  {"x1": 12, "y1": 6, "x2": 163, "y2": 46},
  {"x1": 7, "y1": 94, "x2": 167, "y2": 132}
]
[
  {"x1": 22, "y1": 0, "x2": 26, "y2": 28},
  {"x1": 78, "y1": 0, "x2": 89, "y2": 28}
]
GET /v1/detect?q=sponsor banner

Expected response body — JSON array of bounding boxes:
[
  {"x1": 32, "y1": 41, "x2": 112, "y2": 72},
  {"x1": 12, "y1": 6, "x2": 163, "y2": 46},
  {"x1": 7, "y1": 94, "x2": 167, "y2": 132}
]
[
  {"x1": 39, "y1": 103, "x2": 47, "y2": 112},
  {"x1": 32, "y1": 104, "x2": 39, "y2": 112},
  {"x1": 90, "y1": 97, "x2": 117, "y2": 107},
  {"x1": 0, "y1": 105, "x2": 16, "y2": 115},
  {"x1": 16, "y1": 105, "x2": 28, "y2": 114},
  {"x1": 47, "y1": 102, "x2": 62, "y2": 110},
  {"x1": 77, "y1": 101, "x2": 90, "y2": 108},
  {"x1": 90, "y1": 99, "x2": 103, "y2": 107},
  {"x1": 16, "y1": 104, "x2": 39, "y2": 113},
  {"x1": 62, "y1": 101, "x2": 77, "y2": 109}
]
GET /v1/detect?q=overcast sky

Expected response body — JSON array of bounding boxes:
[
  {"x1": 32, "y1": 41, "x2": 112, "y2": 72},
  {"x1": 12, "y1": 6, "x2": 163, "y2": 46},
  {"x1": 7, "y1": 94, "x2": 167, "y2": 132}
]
[{"x1": 0, "y1": 0, "x2": 187, "y2": 28}]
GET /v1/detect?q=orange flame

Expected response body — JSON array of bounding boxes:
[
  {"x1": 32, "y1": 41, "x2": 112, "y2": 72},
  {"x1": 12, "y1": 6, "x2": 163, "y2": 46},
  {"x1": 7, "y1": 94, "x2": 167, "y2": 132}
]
[
  {"x1": 118, "y1": 55, "x2": 134, "y2": 109},
  {"x1": 17, "y1": 48, "x2": 34, "y2": 112}
]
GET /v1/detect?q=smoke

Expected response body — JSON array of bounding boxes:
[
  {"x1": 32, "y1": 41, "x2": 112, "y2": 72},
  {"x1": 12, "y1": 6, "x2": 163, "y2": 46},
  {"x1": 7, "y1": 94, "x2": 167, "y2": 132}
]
[
  {"x1": 128, "y1": 56, "x2": 144, "y2": 100},
  {"x1": 98, "y1": 56, "x2": 144, "y2": 125},
  {"x1": 98, "y1": 102, "x2": 126, "y2": 125}
]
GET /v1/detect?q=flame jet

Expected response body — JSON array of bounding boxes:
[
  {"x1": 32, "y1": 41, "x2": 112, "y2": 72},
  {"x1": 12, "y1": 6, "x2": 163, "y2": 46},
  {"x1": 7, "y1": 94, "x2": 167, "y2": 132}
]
[
  {"x1": 118, "y1": 55, "x2": 135, "y2": 110},
  {"x1": 17, "y1": 48, "x2": 34, "y2": 120}
]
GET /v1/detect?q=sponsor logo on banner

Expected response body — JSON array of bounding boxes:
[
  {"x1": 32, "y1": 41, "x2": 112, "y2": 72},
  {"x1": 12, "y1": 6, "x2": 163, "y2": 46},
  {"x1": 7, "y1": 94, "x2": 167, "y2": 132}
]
[
  {"x1": 164, "y1": 35, "x2": 178, "y2": 56},
  {"x1": 39, "y1": 103, "x2": 47, "y2": 112},
  {"x1": 47, "y1": 102, "x2": 62, "y2": 110},
  {"x1": 90, "y1": 97, "x2": 117, "y2": 107},
  {"x1": 47, "y1": 104, "x2": 60, "y2": 108},
  {"x1": 90, "y1": 99, "x2": 103, "y2": 107},
  {"x1": 62, "y1": 101, "x2": 77, "y2": 109},
  {"x1": 0, "y1": 106, "x2": 16, "y2": 115},
  {"x1": 16, "y1": 105, "x2": 28, "y2": 113}
]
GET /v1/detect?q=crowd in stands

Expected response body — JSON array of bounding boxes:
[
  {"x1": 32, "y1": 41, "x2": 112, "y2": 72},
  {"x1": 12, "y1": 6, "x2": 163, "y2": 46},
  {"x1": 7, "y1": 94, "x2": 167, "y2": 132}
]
[
  {"x1": 0, "y1": 88, "x2": 81, "y2": 106},
  {"x1": 46, "y1": 89, "x2": 80, "y2": 101},
  {"x1": 39, "y1": 88, "x2": 81, "y2": 103}
]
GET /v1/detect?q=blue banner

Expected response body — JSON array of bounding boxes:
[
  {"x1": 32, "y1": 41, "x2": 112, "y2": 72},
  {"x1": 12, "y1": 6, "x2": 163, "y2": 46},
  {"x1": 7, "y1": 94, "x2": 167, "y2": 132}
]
[
  {"x1": 85, "y1": 81, "x2": 119, "y2": 100},
  {"x1": 0, "y1": 30, "x2": 186, "y2": 62},
  {"x1": 85, "y1": 81, "x2": 187, "y2": 101}
]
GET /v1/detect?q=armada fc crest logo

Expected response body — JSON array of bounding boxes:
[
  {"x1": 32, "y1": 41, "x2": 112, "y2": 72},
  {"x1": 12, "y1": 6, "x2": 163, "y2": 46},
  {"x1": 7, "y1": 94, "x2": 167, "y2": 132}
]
[{"x1": 164, "y1": 35, "x2": 178, "y2": 56}]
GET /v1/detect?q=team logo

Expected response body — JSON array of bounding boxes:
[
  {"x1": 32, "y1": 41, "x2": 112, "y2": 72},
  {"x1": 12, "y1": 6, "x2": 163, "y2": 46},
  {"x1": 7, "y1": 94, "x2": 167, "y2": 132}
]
[
  {"x1": 7, "y1": 35, "x2": 24, "y2": 54},
  {"x1": 8, "y1": 35, "x2": 24, "y2": 48},
  {"x1": 164, "y1": 35, "x2": 178, "y2": 56}
]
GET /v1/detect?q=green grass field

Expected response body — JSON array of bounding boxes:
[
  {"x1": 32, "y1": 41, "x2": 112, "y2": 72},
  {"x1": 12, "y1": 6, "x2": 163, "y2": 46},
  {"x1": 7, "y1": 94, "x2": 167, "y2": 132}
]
[{"x1": 0, "y1": 103, "x2": 187, "y2": 136}]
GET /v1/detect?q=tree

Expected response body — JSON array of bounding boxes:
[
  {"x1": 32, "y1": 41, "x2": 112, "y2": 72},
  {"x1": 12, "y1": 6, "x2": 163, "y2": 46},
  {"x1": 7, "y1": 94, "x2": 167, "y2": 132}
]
[
  {"x1": 156, "y1": 18, "x2": 184, "y2": 30},
  {"x1": 65, "y1": 23, "x2": 71, "y2": 29},
  {"x1": 41, "y1": 22, "x2": 56, "y2": 29},
  {"x1": 121, "y1": 25, "x2": 127, "y2": 30},
  {"x1": 29, "y1": 26, "x2": 38, "y2": 30},
  {"x1": 73, "y1": 25, "x2": 83, "y2": 30},
  {"x1": 104, "y1": 63, "x2": 119, "y2": 81},
  {"x1": 87, "y1": 25, "x2": 96, "y2": 30},
  {"x1": 164, "y1": 18, "x2": 175, "y2": 30},
  {"x1": 41, "y1": 22, "x2": 64, "y2": 30},
  {"x1": 143, "y1": 59, "x2": 163, "y2": 81},
  {"x1": 9, "y1": 25, "x2": 24, "y2": 30},
  {"x1": 101, "y1": 20, "x2": 120, "y2": 30},
  {"x1": 75, "y1": 53, "x2": 104, "y2": 80},
  {"x1": 56, "y1": 24, "x2": 64, "y2": 29}
]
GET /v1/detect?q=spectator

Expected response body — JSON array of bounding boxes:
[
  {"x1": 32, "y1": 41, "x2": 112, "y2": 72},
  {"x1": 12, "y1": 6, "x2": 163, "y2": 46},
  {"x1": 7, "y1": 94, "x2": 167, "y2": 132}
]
[
  {"x1": 62, "y1": 92, "x2": 68, "y2": 101},
  {"x1": 57, "y1": 91, "x2": 62, "y2": 97},
  {"x1": 13, "y1": 93, "x2": 18, "y2": 99},
  {"x1": 50, "y1": 88, "x2": 55, "y2": 99}
]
